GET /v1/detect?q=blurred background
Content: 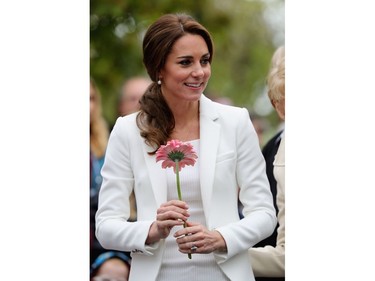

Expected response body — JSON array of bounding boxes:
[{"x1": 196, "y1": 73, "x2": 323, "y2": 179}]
[{"x1": 90, "y1": 0, "x2": 284, "y2": 146}]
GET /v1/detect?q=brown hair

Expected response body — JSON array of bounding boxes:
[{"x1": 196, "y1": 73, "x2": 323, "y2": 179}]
[{"x1": 136, "y1": 13, "x2": 214, "y2": 154}]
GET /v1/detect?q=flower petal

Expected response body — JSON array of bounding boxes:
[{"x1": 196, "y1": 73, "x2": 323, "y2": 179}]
[{"x1": 155, "y1": 139, "x2": 198, "y2": 173}]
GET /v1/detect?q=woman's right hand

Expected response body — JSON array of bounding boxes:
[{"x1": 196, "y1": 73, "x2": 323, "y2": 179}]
[{"x1": 146, "y1": 200, "x2": 190, "y2": 244}]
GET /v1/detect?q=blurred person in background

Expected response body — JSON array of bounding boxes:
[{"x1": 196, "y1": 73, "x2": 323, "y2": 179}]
[
  {"x1": 206, "y1": 90, "x2": 234, "y2": 106},
  {"x1": 212, "y1": 96, "x2": 233, "y2": 106},
  {"x1": 117, "y1": 76, "x2": 152, "y2": 117},
  {"x1": 91, "y1": 252, "x2": 131, "y2": 281},
  {"x1": 249, "y1": 113, "x2": 270, "y2": 148},
  {"x1": 248, "y1": 46, "x2": 285, "y2": 280},
  {"x1": 90, "y1": 77, "x2": 109, "y2": 262},
  {"x1": 90, "y1": 78, "x2": 131, "y2": 281}
]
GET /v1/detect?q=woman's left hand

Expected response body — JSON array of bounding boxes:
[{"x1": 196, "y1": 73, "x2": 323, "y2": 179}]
[{"x1": 174, "y1": 221, "x2": 227, "y2": 255}]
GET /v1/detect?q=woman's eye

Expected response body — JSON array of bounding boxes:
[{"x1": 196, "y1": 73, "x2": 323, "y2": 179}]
[
  {"x1": 201, "y1": 58, "x2": 210, "y2": 65},
  {"x1": 179, "y1": 60, "x2": 191, "y2": 66}
]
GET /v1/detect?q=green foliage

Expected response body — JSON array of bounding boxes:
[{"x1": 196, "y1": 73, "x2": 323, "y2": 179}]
[{"x1": 90, "y1": 0, "x2": 284, "y2": 131}]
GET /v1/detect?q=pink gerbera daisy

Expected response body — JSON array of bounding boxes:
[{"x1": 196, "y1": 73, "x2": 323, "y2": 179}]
[
  {"x1": 155, "y1": 139, "x2": 198, "y2": 259},
  {"x1": 156, "y1": 139, "x2": 198, "y2": 173}
]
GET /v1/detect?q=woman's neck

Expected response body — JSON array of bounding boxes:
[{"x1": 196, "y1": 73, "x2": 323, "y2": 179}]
[{"x1": 170, "y1": 101, "x2": 200, "y2": 142}]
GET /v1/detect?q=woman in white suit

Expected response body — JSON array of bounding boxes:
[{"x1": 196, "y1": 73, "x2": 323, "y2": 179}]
[{"x1": 96, "y1": 13, "x2": 276, "y2": 281}]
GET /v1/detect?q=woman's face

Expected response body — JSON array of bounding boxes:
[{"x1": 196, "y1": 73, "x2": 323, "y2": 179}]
[{"x1": 159, "y1": 33, "x2": 211, "y2": 103}]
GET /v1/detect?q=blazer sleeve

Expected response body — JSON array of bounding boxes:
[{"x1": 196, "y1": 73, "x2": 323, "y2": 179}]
[
  {"x1": 215, "y1": 108, "x2": 277, "y2": 262},
  {"x1": 248, "y1": 136, "x2": 285, "y2": 277},
  {"x1": 95, "y1": 117, "x2": 157, "y2": 256}
]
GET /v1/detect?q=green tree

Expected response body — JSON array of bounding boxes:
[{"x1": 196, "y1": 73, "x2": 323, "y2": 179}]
[{"x1": 90, "y1": 0, "x2": 284, "y2": 131}]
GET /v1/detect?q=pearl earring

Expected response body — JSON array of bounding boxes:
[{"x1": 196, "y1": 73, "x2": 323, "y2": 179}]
[{"x1": 157, "y1": 79, "x2": 161, "y2": 85}]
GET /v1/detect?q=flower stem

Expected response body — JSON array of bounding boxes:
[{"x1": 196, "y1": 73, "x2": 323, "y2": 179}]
[
  {"x1": 175, "y1": 160, "x2": 192, "y2": 259},
  {"x1": 175, "y1": 160, "x2": 182, "y2": 201}
]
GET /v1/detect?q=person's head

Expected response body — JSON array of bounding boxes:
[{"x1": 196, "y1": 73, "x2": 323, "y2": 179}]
[
  {"x1": 267, "y1": 46, "x2": 285, "y2": 121},
  {"x1": 90, "y1": 252, "x2": 131, "y2": 281},
  {"x1": 137, "y1": 13, "x2": 214, "y2": 152},
  {"x1": 142, "y1": 13, "x2": 214, "y2": 85},
  {"x1": 92, "y1": 258, "x2": 129, "y2": 281},
  {"x1": 90, "y1": 78, "x2": 108, "y2": 157},
  {"x1": 118, "y1": 76, "x2": 151, "y2": 116},
  {"x1": 250, "y1": 113, "x2": 270, "y2": 146},
  {"x1": 213, "y1": 96, "x2": 233, "y2": 106},
  {"x1": 90, "y1": 78, "x2": 103, "y2": 123}
]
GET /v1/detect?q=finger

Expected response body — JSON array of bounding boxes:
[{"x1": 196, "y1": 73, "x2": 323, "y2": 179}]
[
  {"x1": 185, "y1": 221, "x2": 199, "y2": 227},
  {"x1": 175, "y1": 231, "x2": 203, "y2": 247},
  {"x1": 157, "y1": 204, "x2": 190, "y2": 218},
  {"x1": 157, "y1": 205, "x2": 190, "y2": 217},
  {"x1": 178, "y1": 241, "x2": 200, "y2": 254},
  {"x1": 160, "y1": 200, "x2": 189, "y2": 209},
  {"x1": 190, "y1": 244, "x2": 198, "y2": 252},
  {"x1": 156, "y1": 210, "x2": 189, "y2": 223},
  {"x1": 156, "y1": 218, "x2": 185, "y2": 231},
  {"x1": 155, "y1": 220, "x2": 184, "y2": 239},
  {"x1": 174, "y1": 223, "x2": 202, "y2": 238}
]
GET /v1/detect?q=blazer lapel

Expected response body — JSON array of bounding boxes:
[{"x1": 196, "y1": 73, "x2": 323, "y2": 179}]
[
  {"x1": 199, "y1": 95, "x2": 220, "y2": 219},
  {"x1": 142, "y1": 143, "x2": 167, "y2": 207},
  {"x1": 141, "y1": 94, "x2": 220, "y2": 213}
]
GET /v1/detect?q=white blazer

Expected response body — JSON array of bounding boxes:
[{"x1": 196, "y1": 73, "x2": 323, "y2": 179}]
[{"x1": 96, "y1": 94, "x2": 277, "y2": 281}]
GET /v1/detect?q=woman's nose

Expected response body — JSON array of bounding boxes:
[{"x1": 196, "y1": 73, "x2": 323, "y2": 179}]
[{"x1": 191, "y1": 65, "x2": 204, "y2": 77}]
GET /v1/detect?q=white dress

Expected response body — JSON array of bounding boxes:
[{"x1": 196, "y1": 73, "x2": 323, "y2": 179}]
[{"x1": 156, "y1": 140, "x2": 230, "y2": 281}]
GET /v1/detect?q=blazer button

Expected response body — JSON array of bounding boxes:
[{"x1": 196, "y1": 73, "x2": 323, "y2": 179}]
[{"x1": 132, "y1": 249, "x2": 144, "y2": 253}]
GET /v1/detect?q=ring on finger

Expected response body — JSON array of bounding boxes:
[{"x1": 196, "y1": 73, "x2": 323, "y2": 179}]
[{"x1": 191, "y1": 245, "x2": 198, "y2": 252}]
